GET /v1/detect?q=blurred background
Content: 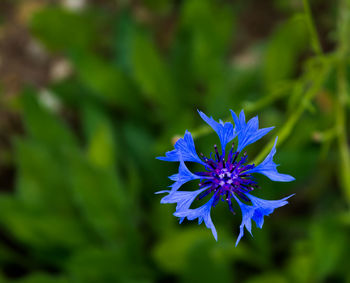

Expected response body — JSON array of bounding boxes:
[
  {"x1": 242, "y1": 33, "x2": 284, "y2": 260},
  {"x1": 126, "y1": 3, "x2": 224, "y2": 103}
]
[{"x1": 0, "y1": 0, "x2": 349, "y2": 282}]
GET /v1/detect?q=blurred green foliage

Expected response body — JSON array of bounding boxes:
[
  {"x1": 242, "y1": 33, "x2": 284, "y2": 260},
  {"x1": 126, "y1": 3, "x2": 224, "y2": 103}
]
[{"x1": 0, "y1": 0, "x2": 349, "y2": 282}]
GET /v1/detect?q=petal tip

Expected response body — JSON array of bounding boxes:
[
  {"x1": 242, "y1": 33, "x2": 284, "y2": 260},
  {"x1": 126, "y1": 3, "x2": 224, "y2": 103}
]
[{"x1": 155, "y1": 190, "x2": 169, "y2": 195}]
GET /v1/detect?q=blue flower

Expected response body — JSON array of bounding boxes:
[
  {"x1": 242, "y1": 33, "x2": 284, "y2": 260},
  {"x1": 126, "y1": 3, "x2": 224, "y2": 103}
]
[
  {"x1": 168, "y1": 159, "x2": 205, "y2": 193},
  {"x1": 156, "y1": 130, "x2": 205, "y2": 165},
  {"x1": 230, "y1": 110, "x2": 274, "y2": 152},
  {"x1": 197, "y1": 110, "x2": 236, "y2": 153},
  {"x1": 233, "y1": 194, "x2": 293, "y2": 246},
  {"x1": 174, "y1": 195, "x2": 217, "y2": 240},
  {"x1": 155, "y1": 187, "x2": 207, "y2": 223},
  {"x1": 156, "y1": 110, "x2": 294, "y2": 245},
  {"x1": 245, "y1": 137, "x2": 295, "y2": 182}
]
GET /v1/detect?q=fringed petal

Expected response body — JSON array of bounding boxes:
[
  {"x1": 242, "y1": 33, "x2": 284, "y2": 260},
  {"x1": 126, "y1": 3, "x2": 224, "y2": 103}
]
[
  {"x1": 233, "y1": 193, "x2": 293, "y2": 246},
  {"x1": 174, "y1": 195, "x2": 217, "y2": 241},
  {"x1": 230, "y1": 110, "x2": 274, "y2": 152},
  {"x1": 157, "y1": 130, "x2": 205, "y2": 165},
  {"x1": 246, "y1": 137, "x2": 295, "y2": 182},
  {"x1": 198, "y1": 110, "x2": 236, "y2": 153}
]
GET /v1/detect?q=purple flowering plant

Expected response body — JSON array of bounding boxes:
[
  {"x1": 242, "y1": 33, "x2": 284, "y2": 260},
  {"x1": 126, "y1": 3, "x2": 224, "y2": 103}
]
[{"x1": 156, "y1": 110, "x2": 295, "y2": 246}]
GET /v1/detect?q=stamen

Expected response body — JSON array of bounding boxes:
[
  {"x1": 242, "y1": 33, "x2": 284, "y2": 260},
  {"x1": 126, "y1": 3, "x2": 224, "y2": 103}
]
[
  {"x1": 226, "y1": 197, "x2": 235, "y2": 214},
  {"x1": 214, "y1": 144, "x2": 220, "y2": 161},
  {"x1": 239, "y1": 186, "x2": 254, "y2": 192},
  {"x1": 197, "y1": 143, "x2": 256, "y2": 208},
  {"x1": 226, "y1": 142, "x2": 235, "y2": 163},
  {"x1": 200, "y1": 153, "x2": 216, "y2": 169},
  {"x1": 239, "y1": 173, "x2": 250, "y2": 177},
  {"x1": 197, "y1": 188, "x2": 214, "y2": 200},
  {"x1": 232, "y1": 151, "x2": 239, "y2": 164},
  {"x1": 200, "y1": 152, "x2": 208, "y2": 162},
  {"x1": 199, "y1": 181, "x2": 212, "y2": 187},
  {"x1": 212, "y1": 191, "x2": 221, "y2": 207},
  {"x1": 235, "y1": 191, "x2": 250, "y2": 202}
]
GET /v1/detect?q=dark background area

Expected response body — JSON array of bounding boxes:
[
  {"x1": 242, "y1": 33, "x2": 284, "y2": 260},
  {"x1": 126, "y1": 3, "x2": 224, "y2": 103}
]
[{"x1": 0, "y1": 0, "x2": 349, "y2": 282}]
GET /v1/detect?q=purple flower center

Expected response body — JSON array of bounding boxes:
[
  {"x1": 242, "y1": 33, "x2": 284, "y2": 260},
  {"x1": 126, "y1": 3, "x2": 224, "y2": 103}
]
[{"x1": 196, "y1": 143, "x2": 257, "y2": 213}]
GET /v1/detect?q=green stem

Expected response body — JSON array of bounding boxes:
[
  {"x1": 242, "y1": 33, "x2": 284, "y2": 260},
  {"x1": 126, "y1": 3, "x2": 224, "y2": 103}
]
[
  {"x1": 302, "y1": 0, "x2": 323, "y2": 55},
  {"x1": 253, "y1": 62, "x2": 330, "y2": 164},
  {"x1": 253, "y1": 0, "x2": 329, "y2": 164},
  {"x1": 190, "y1": 81, "x2": 292, "y2": 140},
  {"x1": 336, "y1": 63, "x2": 350, "y2": 203},
  {"x1": 336, "y1": 0, "x2": 350, "y2": 204}
]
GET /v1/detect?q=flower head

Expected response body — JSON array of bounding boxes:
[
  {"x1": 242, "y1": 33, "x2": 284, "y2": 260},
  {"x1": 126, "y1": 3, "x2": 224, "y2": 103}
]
[{"x1": 156, "y1": 110, "x2": 295, "y2": 245}]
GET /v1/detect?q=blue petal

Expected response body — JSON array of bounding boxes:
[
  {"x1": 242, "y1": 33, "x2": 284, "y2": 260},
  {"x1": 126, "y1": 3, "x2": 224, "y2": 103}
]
[
  {"x1": 248, "y1": 194, "x2": 294, "y2": 228},
  {"x1": 197, "y1": 110, "x2": 236, "y2": 153},
  {"x1": 230, "y1": 110, "x2": 274, "y2": 152},
  {"x1": 155, "y1": 188, "x2": 207, "y2": 223},
  {"x1": 174, "y1": 195, "x2": 217, "y2": 241},
  {"x1": 168, "y1": 159, "x2": 204, "y2": 193},
  {"x1": 246, "y1": 137, "x2": 295, "y2": 182},
  {"x1": 157, "y1": 130, "x2": 205, "y2": 165},
  {"x1": 232, "y1": 196, "x2": 254, "y2": 246},
  {"x1": 233, "y1": 193, "x2": 293, "y2": 246}
]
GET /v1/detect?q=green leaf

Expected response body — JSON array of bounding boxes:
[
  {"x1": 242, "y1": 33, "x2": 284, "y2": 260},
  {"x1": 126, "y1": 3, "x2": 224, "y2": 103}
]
[
  {"x1": 263, "y1": 16, "x2": 308, "y2": 88},
  {"x1": 21, "y1": 91, "x2": 77, "y2": 149},
  {"x1": 130, "y1": 31, "x2": 178, "y2": 111},
  {"x1": 122, "y1": 123, "x2": 158, "y2": 180},
  {"x1": 82, "y1": 104, "x2": 116, "y2": 169},
  {"x1": 71, "y1": 52, "x2": 136, "y2": 108},
  {"x1": 152, "y1": 229, "x2": 212, "y2": 273},
  {"x1": 30, "y1": 7, "x2": 99, "y2": 52},
  {"x1": 287, "y1": 246, "x2": 313, "y2": 283},
  {"x1": 0, "y1": 196, "x2": 89, "y2": 250},
  {"x1": 67, "y1": 247, "x2": 151, "y2": 283},
  {"x1": 245, "y1": 273, "x2": 288, "y2": 283},
  {"x1": 15, "y1": 140, "x2": 76, "y2": 211},
  {"x1": 87, "y1": 124, "x2": 115, "y2": 168},
  {"x1": 67, "y1": 154, "x2": 127, "y2": 243},
  {"x1": 14, "y1": 273, "x2": 68, "y2": 283},
  {"x1": 179, "y1": 0, "x2": 234, "y2": 81},
  {"x1": 310, "y1": 218, "x2": 347, "y2": 281},
  {"x1": 181, "y1": 240, "x2": 233, "y2": 283}
]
